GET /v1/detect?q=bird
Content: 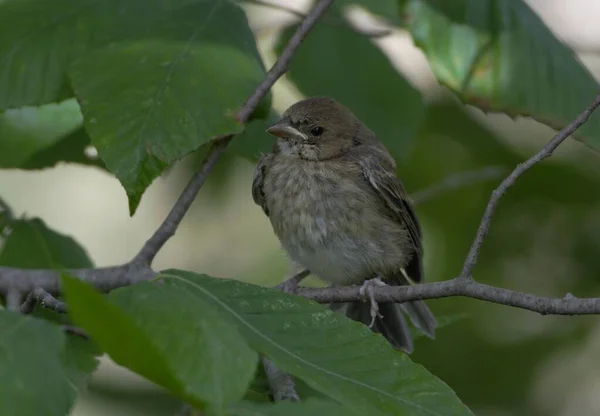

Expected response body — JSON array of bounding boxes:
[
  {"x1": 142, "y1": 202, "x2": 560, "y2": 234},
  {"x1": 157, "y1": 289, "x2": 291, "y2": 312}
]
[{"x1": 251, "y1": 96, "x2": 436, "y2": 353}]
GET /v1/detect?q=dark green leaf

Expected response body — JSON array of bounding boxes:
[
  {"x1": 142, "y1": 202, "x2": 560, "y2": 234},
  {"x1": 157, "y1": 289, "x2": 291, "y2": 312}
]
[
  {"x1": 62, "y1": 334, "x2": 102, "y2": 393},
  {"x1": 160, "y1": 270, "x2": 473, "y2": 416},
  {"x1": 0, "y1": 311, "x2": 75, "y2": 416},
  {"x1": 229, "y1": 399, "x2": 350, "y2": 416},
  {"x1": 62, "y1": 276, "x2": 258, "y2": 414},
  {"x1": 0, "y1": 0, "x2": 214, "y2": 109},
  {"x1": 69, "y1": 1, "x2": 268, "y2": 214},
  {"x1": 0, "y1": 99, "x2": 82, "y2": 168},
  {"x1": 0, "y1": 218, "x2": 93, "y2": 269},
  {"x1": 400, "y1": 0, "x2": 600, "y2": 149},
  {"x1": 276, "y1": 9, "x2": 425, "y2": 159}
]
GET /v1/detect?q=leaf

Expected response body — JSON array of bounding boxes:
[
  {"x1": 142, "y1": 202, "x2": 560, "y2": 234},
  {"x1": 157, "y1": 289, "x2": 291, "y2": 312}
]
[
  {"x1": 62, "y1": 334, "x2": 102, "y2": 393},
  {"x1": 276, "y1": 9, "x2": 425, "y2": 159},
  {"x1": 62, "y1": 276, "x2": 258, "y2": 414},
  {"x1": 0, "y1": 0, "x2": 213, "y2": 110},
  {"x1": 229, "y1": 399, "x2": 351, "y2": 416},
  {"x1": 0, "y1": 99, "x2": 83, "y2": 168},
  {"x1": 69, "y1": 0, "x2": 268, "y2": 214},
  {"x1": 0, "y1": 218, "x2": 93, "y2": 269},
  {"x1": 0, "y1": 311, "x2": 75, "y2": 416},
  {"x1": 400, "y1": 0, "x2": 600, "y2": 149},
  {"x1": 160, "y1": 270, "x2": 473, "y2": 416}
]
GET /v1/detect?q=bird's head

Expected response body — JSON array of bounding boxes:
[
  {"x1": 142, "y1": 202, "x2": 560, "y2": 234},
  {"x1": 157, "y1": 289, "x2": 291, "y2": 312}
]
[{"x1": 266, "y1": 97, "x2": 369, "y2": 160}]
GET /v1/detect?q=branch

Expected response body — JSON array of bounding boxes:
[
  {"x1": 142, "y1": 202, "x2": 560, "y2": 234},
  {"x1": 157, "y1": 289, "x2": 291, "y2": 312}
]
[
  {"x1": 0, "y1": 263, "x2": 156, "y2": 295},
  {"x1": 134, "y1": 137, "x2": 233, "y2": 265},
  {"x1": 459, "y1": 93, "x2": 600, "y2": 279},
  {"x1": 261, "y1": 356, "x2": 300, "y2": 402},
  {"x1": 297, "y1": 278, "x2": 600, "y2": 316},
  {"x1": 21, "y1": 288, "x2": 68, "y2": 314},
  {"x1": 237, "y1": 0, "x2": 336, "y2": 123},
  {"x1": 242, "y1": 0, "x2": 393, "y2": 38},
  {"x1": 5, "y1": 289, "x2": 21, "y2": 312}
]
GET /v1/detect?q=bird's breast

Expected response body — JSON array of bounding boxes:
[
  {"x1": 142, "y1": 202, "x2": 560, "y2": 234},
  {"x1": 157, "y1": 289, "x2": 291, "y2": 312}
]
[{"x1": 263, "y1": 155, "x2": 410, "y2": 285}]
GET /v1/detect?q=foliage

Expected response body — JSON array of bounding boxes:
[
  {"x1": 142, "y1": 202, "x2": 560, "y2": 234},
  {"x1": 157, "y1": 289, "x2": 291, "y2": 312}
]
[{"x1": 0, "y1": 0, "x2": 599, "y2": 415}]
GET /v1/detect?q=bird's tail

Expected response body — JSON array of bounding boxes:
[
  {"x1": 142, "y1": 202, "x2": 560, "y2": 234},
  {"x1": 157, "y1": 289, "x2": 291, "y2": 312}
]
[{"x1": 332, "y1": 298, "x2": 436, "y2": 354}]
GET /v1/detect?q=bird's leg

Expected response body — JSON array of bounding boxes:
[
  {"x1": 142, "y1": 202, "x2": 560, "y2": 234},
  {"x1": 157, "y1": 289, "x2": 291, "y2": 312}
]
[{"x1": 359, "y1": 277, "x2": 387, "y2": 328}]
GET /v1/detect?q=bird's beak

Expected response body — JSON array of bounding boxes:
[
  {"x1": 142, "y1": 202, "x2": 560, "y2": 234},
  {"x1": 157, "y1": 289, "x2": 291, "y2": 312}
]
[{"x1": 266, "y1": 123, "x2": 307, "y2": 142}]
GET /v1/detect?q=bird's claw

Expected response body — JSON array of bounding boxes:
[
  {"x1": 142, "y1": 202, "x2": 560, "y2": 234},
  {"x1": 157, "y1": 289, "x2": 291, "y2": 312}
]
[{"x1": 359, "y1": 277, "x2": 387, "y2": 328}]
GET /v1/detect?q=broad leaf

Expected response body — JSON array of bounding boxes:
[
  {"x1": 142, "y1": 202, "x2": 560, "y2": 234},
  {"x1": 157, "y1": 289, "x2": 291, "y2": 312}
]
[
  {"x1": 400, "y1": 0, "x2": 600, "y2": 149},
  {"x1": 160, "y1": 270, "x2": 473, "y2": 416},
  {"x1": 0, "y1": 99, "x2": 83, "y2": 168},
  {"x1": 0, "y1": 0, "x2": 206, "y2": 110},
  {"x1": 277, "y1": 9, "x2": 425, "y2": 159},
  {"x1": 229, "y1": 399, "x2": 351, "y2": 416},
  {"x1": 62, "y1": 334, "x2": 102, "y2": 393},
  {"x1": 0, "y1": 218, "x2": 93, "y2": 269},
  {"x1": 69, "y1": 1, "x2": 268, "y2": 213},
  {"x1": 62, "y1": 276, "x2": 258, "y2": 414},
  {"x1": 0, "y1": 311, "x2": 75, "y2": 416}
]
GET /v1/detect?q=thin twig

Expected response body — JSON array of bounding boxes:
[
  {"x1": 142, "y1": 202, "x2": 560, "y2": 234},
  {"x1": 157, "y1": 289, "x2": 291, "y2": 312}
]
[
  {"x1": 21, "y1": 288, "x2": 68, "y2": 314},
  {"x1": 275, "y1": 268, "x2": 311, "y2": 293},
  {"x1": 410, "y1": 166, "x2": 506, "y2": 205},
  {"x1": 261, "y1": 357, "x2": 300, "y2": 402},
  {"x1": 242, "y1": 0, "x2": 392, "y2": 38},
  {"x1": 237, "y1": 0, "x2": 336, "y2": 123},
  {"x1": 134, "y1": 136, "x2": 233, "y2": 265},
  {"x1": 61, "y1": 325, "x2": 90, "y2": 340},
  {"x1": 459, "y1": 94, "x2": 600, "y2": 279},
  {"x1": 297, "y1": 278, "x2": 600, "y2": 316}
]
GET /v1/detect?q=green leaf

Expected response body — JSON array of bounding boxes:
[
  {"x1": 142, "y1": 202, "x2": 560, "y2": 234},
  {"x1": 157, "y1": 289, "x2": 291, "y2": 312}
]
[
  {"x1": 62, "y1": 334, "x2": 102, "y2": 393},
  {"x1": 69, "y1": 1, "x2": 268, "y2": 214},
  {"x1": 0, "y1": 0, "x2": 211, "y2": 110},
  {"x1": 0, "y1": 311, "x2": 75, "y2": 416},
  {"x1": 0, "y1": 99, "x2": 83, "y2": 168},
  {"x1": 229, "y1": 399, "x2": 350, "y2": 416},
  {"x1": 0, "y1": 218, "x2": 93, "y2": 269},
  {"x1": 160, "y1": 270, "x2": 473, "y2": 416},
  {"x1": 62, "y1": 276, "x2": 258, "y2": 414},
  {"x1": 276, "y1": 9, "x2": 425, "y2": 159},
  {"x1": 400, "y1": 0, "x2": 600, "y2": 149}
]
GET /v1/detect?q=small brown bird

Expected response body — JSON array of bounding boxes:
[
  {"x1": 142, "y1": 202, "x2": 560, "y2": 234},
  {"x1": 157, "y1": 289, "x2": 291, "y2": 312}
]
[{"x1": 252, "y1": 96, "x2": 436, "y2": 353}]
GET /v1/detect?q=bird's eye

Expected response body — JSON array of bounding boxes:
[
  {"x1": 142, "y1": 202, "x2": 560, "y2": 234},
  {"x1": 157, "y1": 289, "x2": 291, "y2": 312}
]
[{"x1": 310, "y1": 126, "x2": 324, "y2": 136}]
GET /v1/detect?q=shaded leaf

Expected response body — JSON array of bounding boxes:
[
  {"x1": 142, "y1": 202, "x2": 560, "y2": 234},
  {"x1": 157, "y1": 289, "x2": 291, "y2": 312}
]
[
  {"x1": 0, "y1": 311, "x2": 75, "y2": 416},
  {"x1": 69, "y1": 0, "x2": 268, "y2": 214},
  {"x1": 0, "y1": 218, "x2": 93, "y2": 269},
  {"x1": 62, "y1": 276, "x2": 258, "y2": 414},
  {"x1": 400, "y1": 0, "x2": 600, "y2": 149},
  {"x1": 276, "y1": 9, "x2": 425, "y2": 159},
  {"x1": 229, "y1": 110, "x2": 280, "y2": 161},
  {"x1": 0, "y1": 0, "x2": 213, "y2": 109},
  {"x1": 160, "y1": 270, "x2": 473, "y2": 416},
  {"x1": 0, "y1": 99, "x2": 82, "y2": 168},
  {"x1": 62, "y1": 334, "x2": 102, "y2": 393}
]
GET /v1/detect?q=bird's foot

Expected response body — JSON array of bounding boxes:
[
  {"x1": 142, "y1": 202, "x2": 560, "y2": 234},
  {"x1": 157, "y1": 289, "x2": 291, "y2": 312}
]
[{"x1": 359, "y1": 277, "x2": 387, "y2": 328}]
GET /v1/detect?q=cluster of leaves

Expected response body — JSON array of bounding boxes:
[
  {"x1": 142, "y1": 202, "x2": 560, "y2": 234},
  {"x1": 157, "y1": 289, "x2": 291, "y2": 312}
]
[{"x1": 1, "y1": 0, "x2": 600, "y2": 415}]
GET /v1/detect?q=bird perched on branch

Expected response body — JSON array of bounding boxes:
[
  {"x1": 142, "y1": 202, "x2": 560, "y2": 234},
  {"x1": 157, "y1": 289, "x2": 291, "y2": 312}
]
[{"x1": 252, "y1": 96, "x2": 436, "y2": 353}]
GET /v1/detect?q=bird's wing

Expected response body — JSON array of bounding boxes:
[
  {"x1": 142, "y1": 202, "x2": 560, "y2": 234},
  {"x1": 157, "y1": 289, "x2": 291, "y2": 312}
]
[
  {"x1": 252, "y1": 152, "x2": 274, "y2": 216},
  {"x1": 358, "y1": 148, "x2": 423, "y2": 282}
]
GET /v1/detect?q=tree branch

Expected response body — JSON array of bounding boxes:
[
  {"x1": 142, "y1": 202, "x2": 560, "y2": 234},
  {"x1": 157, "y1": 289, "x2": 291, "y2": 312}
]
[
  {"x1": 459, "y1": 94, "x2": 600, "y2": 279},
  {"x1": 21, "y1": 288, "x2": 68, "y2": 314},
  {"x1": 297, "y1": 278, "x2": 600, "y2": 315}
]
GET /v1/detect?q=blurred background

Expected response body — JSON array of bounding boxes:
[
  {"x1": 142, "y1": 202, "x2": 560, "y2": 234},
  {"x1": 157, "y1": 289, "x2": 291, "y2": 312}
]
[{"x1": 2, "y1": 0, "x2": 600, "y2": 415}]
